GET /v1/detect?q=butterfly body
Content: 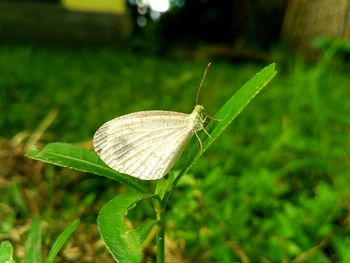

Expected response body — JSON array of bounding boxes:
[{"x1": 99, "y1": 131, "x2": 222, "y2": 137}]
[{"x1": 93, "y1": 105, "x2": 205, "y2": 180}]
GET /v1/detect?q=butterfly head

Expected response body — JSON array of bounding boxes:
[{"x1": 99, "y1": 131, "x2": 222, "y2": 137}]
[{"x1": 194, "y1": 104, "x2": 204, "y2": 113}]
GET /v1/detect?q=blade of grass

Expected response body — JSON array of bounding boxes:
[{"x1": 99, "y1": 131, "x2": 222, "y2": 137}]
[
  {"x1": 44, "y1": 219, "x2": 80, "y2": 263},
  {"x1": 24, "y1": 217, "x2": 42, "y2": 263}
]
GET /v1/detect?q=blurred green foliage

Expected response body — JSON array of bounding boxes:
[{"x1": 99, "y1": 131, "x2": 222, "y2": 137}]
[{"x1": 1, "y1": 45, "x2": 349, "y2": 262}]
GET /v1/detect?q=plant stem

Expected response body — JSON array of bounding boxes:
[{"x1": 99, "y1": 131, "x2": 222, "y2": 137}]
[{"x1": 155, "y1": 199, "x2": 165, "y2": 263}]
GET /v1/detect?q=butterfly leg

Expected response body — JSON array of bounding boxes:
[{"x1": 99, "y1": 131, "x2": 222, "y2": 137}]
[
  {"x1": 198, "y1": 115, "x2": 212, "y2": 140},
  {"x1": 194, "y1": 131, "x2": 203, "y2": 154},
  {"x1": 204, "y1": 113, "x2": 222, "y2": 122},
  {"x1": 202, "y1": 126, "x2": 212, "y2": 140}
]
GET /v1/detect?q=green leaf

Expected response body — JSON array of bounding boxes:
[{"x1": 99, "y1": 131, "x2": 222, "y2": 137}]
[
  {"x1": 208, "y1": 63, "x2": 277, "y2": 142},
  {"x1": 167, "y1": 63, "x2": 277, "y2": 196},
  {"x1": 0, "y1": 241, "x2": 15, "y2": 263},
  {"x1": 26, "y1": 143, "x2": 150, "y2": 194},
  {"x1": 135, "y1": 219, "x2": 157, "y2": 242},
  {"x1": 155, "y1": 171, "x2": 177, "y2": 198},
  {"x1": 98, "y1": 190, "x2": 151, "y2": 263},
  {"x1": 24, "y1": 217, "x2": 42, "y2": 263},
  {"x1": 44, "y1": 219, "x2": 80, "y2": 263}
]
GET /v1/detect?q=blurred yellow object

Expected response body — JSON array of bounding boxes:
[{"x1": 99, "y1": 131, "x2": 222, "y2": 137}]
[{"x1": 62, "y1": 0, "x2": 126, "y2": 14}]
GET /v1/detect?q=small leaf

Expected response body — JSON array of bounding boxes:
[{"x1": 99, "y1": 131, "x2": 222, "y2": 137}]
[
  {"x1": 26, "y1": 143, "x2": 150, "y2": 194},
  {"x1": 24, "y1": 217, "x2": 42, "y2": 263},
  {"x1": 135, "y1": 219, "x2": 157, "y2": 241},
  {"x1": 0, "y1": 241, "x2": 15, "y2": 263},
  {"x1": 44, "y1": 219, "x2": 80, "y2": 263},
  {"x1": 155, "y1": 171, "x2": 177, "y2": 199},
  {"x1": 98, "y1": 190, "x2": 151, "y2": 263},
  {"x1": 168, "y1": 63, "x2": 277, "y2": 195}
]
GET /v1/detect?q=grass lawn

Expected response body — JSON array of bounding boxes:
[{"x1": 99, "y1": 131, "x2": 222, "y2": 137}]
[{"x1": 1, "y1": 45, "x2": 350, "y2": 262}]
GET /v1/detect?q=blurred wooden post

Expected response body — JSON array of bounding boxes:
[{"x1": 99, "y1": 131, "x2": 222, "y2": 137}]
[{"x1": 282, "y1": 0, "x2": 350, "y2": 52}]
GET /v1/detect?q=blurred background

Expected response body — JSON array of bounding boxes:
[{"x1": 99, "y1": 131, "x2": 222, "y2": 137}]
[{"x1": 1, "y1": 0, "x2": 350, "y2": 262}]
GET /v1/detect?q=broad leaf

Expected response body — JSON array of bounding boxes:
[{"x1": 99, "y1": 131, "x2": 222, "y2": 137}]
[
  {"x1": 98, "y1": 190, "x2": 151, "y2": 263},
  {"x1": 44, "y1": 219, "x2": 80, "y2": 263},
  {"x1": 24, "y1": 217, "x2": 42, "y2": 263},
  {"x1": 26, "y1": 143, "x2": 150, "y2": 194},
  {"x1": 165, "y1": 63, "x2": 277, "y2": 197},
  {"x1": 0, "y1": 241, "x2": 15, "y2": 263}
]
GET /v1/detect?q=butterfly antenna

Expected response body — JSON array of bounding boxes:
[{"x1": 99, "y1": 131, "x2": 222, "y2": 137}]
[{"x1": 196, "y1": 62, "x2": 212, "y2": 106}]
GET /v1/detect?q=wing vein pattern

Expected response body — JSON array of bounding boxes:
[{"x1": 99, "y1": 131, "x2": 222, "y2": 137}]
[{"x1": 93, "y1": 110, "x2": 196, "y2": 180}]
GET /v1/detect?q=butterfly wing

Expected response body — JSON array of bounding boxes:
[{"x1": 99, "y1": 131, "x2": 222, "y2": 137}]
[{"x1": 93, "y1": 111, "x2": 195, "y2": 180}]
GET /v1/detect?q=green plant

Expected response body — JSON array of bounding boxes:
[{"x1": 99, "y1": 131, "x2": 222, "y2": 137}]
[
  {"x1": 0, "y1": 218, "x2": 79, "y2": 263},
  {"x1": 26, "y1": 64, "x2": 277, "y2": 262},
  {"x1": 0, "y1": 240, "x2": 15, "y2": 263}
]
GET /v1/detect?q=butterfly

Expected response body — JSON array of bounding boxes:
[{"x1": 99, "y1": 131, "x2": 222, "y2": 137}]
[{"x1": 93, "y1": 63, "x2": 211, "y2": 180}]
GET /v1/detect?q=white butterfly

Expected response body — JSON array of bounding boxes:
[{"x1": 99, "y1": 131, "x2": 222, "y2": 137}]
[
  {"x1": 93, "y1": 63, "x2": 212, "y2": 180},
  {"x1": 93, "y1": 105, "x2": 206, "y2": 180}
]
